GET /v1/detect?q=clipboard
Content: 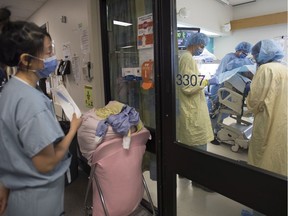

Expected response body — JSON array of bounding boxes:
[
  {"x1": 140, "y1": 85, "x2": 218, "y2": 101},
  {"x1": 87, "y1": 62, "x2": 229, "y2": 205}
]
[{"x1": 51, "y1": 84, "x2": 82, "y2": 121}]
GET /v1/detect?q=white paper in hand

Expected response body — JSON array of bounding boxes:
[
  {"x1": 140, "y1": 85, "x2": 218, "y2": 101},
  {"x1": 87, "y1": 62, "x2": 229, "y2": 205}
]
[{"x1": 52, "y1": 84, "x2": 82, "y2": 121}]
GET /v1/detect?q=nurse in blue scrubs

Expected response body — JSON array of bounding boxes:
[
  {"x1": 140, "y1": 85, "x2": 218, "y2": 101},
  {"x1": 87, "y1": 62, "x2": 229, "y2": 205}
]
[{"x1": 0, "y1": 9, "x2": 82, "y2": 216}]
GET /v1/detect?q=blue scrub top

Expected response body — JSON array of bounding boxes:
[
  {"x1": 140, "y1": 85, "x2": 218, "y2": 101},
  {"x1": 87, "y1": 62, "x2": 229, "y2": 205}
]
[
  {"x1": 215, "y1": 52, "x2": 238, "y2": 76},
  {"x1": 214, "y1": 53, "x2": 254, "y2": 83},
  {"x1": 0, "y1": 77, "x2": 71, "y2": 190}
]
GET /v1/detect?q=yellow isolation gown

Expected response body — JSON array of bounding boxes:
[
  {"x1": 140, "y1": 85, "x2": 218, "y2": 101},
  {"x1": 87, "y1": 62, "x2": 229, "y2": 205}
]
[
  {"x1": 177, "y1": 51, "x2": 214, "y2": 146},
  {"x1": 247, "y1": 62, "x2": 287, "y2": 176}
]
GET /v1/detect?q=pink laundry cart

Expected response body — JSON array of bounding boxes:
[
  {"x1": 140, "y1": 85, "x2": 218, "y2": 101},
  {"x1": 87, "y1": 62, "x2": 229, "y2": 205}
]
[{"x1": 83, "y1": 127, "x2": 155, "y2": 216}]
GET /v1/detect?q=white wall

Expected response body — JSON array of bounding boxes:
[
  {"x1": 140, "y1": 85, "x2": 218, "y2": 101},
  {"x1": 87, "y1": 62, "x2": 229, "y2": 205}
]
[
  {"x1": 214, "y1": 0, "x2": 287, "y2": 58},
  {"x1": 214, "y1": 23, "x2": 287, "y2": 59},
  {"x1": 177, "y1": 0, "x2": 287, "y2": 59},
  {"x1": 232, "y1": 0, "x2": 287, "y2": 19},
  {"x1": 177, "y1": 0, "x2": 233, "y2": 35},
  {"x1": 28, "y1": 0, "x2": 105, "y2": 115}
]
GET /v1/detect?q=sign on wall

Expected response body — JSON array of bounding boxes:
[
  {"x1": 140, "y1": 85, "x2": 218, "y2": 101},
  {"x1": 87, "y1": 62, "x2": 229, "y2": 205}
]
[
  {"x1": 137, "y1": 13, "x2": 153, "y2": 49},
  {"x1": 84, "y1": 85, "x2": 93, "y2": 108}
]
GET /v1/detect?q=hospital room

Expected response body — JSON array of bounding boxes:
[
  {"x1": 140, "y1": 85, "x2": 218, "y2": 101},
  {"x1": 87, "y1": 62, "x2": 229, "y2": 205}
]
[{"x1": 0, "y1": 0, "x2": 287, "y2": 216}]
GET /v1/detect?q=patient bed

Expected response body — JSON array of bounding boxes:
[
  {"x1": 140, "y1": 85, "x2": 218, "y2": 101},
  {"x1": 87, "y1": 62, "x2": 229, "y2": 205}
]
[{"x1": 215, "y1": 73, "x2": 254, "y2": 152}]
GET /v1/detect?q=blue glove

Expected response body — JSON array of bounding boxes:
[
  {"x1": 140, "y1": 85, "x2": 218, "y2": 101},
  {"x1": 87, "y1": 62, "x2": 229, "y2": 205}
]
[
  {"x1": 204, "y1": 87, "x2": 211, "y2": 96},
  {"x1": 208, "y1": 76, "x2": 219, "y2": 85},
  {"x1": 244, "y1": 82, "x2": 251, "y2": 96}
]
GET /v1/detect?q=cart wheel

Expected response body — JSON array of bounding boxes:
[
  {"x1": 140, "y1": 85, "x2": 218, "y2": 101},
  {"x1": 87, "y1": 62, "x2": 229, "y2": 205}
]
[
  {"x1": 84, "y1": 206, "x2": 93, "y2": 216},
  {"x1": 231, "y1": 145, "x2": 239, "y2": 152}
]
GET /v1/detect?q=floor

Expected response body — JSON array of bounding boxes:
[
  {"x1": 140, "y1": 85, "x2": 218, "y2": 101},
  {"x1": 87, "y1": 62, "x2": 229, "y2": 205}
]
[
  {"x1": 64, "y1": 141, "x2": 252, "y2": 216},
  {"x1": 64, "y1": 168, "x2": 90, "y2": 216},
  {"x1": 142, "y1": 142, "x2": 253, "y2": 216},
  {"x1": 64, "y1": 167, "x2": 153, "y2": 216}
]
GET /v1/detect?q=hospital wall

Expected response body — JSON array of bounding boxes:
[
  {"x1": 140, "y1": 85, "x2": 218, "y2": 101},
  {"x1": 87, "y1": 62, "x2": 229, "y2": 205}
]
[
  {"x1": 28, "y1": 0, "x2": 105, "y2": 116},
  {"x1": 233, "y1": 0, "x2": 286, "y2": 19},
  {"x1": 214, "y1": 0, "x2": 287, "y2": 59},
  {"x1": 176, "y1": 0, "x2": 233, "y2": 36},
  {"x1": 176, "y1": 0, "x2": 287, "y2": 59},
  {"x1": 214, "y1": 23, "x2": 287, "y2": 59},
  {"x1": 28, "y1": 0, "x2": 287, "y2": 114}
]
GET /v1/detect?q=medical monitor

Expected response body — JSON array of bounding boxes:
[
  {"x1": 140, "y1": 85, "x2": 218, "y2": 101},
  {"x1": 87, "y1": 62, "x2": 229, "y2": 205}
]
[{"x1": 177, "y1": 27, "x2": 200, "y2": 50}]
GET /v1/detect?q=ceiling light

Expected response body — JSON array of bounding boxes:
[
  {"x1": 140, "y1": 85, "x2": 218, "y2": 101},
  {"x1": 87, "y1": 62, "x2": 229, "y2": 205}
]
[
  {"x1": 228, "y1": 0, "x2": 256, "y2": 6},
  {"x1": 113, "y1": 20, "x2": 132, "y2": 27},
  {"x1": 200, "y1": 29, "x2": 220, "y2": 36},
  {"x1": 121, "y1": 45, "x2": 133, "y2": 49},
  {"x1": 215, "y1": 0, "x2": 230, "y2": 6}
]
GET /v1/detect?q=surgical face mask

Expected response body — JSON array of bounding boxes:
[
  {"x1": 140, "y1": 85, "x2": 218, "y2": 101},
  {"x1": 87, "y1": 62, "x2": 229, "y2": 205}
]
[
  {"x1": 239, "y1": 52, "x2": 248, "y2": 59},
  {"x1": 194, "y1": 48, "x2": 203, "y2": 56},
  {"x1": 37, "y1": 55, "x2": 58, "y2": 78}
]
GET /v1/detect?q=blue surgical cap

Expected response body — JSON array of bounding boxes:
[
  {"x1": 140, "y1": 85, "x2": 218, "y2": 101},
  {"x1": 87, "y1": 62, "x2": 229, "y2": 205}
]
[
  {"x1": 252, "y1": 39, "x2": 284, "y2": 65},
  {"x1": 185, "y1": 32, "x2": 209, "y2": 47},
  {"x1": 235, "y1": 42, "x2": 252, "y2": 53}
]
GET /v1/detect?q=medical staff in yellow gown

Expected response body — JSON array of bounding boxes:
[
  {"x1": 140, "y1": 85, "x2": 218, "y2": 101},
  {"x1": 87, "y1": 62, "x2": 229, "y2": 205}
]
[
  {"x1": 247, "y1": 39, "x2": 287, "y2": 176},
  {"x1": 177, "y1": 33, "x2": 214, "y2": 149}
]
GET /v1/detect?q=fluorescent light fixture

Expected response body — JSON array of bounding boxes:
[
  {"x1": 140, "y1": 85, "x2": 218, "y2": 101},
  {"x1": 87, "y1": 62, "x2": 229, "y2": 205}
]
[
  {"x1": 228, "y1": 0, "x2": 256, "y2": 6},
  {"x1": 215, "y1": 0, "x2": 230, "y2": 5},
  {"x1": 121, "y1": 45, "x2": 133, "y2": 49},
  {"x1": 200, "y1": 29, "x2": 219, "y2": 36},
  {"x1": 113, "y1": 20, "x2": 132, "y2": 27}
]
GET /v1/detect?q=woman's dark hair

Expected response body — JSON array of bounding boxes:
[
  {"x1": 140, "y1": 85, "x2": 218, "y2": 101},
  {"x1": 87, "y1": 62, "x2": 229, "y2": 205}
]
[
  {"x1": 0, "y1": 8, "x2": 49, "y2": 67},
  {"x1": 0, "y1": 7, "x2": 10, "y2": 23}
]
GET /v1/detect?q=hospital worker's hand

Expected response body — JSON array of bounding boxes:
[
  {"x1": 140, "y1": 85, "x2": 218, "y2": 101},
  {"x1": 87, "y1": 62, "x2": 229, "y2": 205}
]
[
  {"x1": 70, "y1": 113, "x2": 83, "y2": 133},
  {"x1": 202, "y1": 79, "x2": 209, "y2": 87},
  {"x1": 0, "y1": 183, "x2": 9, "y2": 215}
]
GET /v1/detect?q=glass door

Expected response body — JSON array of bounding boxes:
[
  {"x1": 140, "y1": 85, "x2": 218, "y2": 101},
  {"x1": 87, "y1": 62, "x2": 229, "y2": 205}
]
[
  {"x1": 101, "y1": 0, "x2": 155, "y2": 129},
  {"x1": 99, "y1": 0, "x2": 158, "y2": 210},
  {"x1": 154, "y1": 0, "x2": 287, "y2": 216}
]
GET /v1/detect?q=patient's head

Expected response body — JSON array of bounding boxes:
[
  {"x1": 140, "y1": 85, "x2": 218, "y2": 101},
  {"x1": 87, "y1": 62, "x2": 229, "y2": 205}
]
[{"x1": 235, "y1": 42, "x2": 252, "y2": 58}]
